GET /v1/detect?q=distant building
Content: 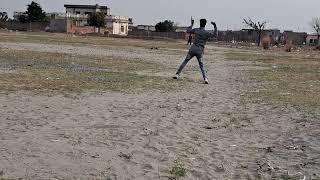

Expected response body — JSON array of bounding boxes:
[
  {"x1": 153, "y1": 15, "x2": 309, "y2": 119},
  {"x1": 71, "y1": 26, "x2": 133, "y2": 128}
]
[
  {"x1": 282, "y1": 31, "x2": 307, "y2": 45},
  {"x1": 64, "y1": 4, "x2": 129, "y2": 35},
  {"x1": 64, "y1": 4, "x2": 110, "y2": 15},
  {"x1": 137, "y1": 25, "x2": 156, "y2": 31},
  {"x1": 175, "y1": 26, "x2": 189, "y2": 33},
  {"x1": 306, "y1": 33, "x2": 319, "y2": 46}
]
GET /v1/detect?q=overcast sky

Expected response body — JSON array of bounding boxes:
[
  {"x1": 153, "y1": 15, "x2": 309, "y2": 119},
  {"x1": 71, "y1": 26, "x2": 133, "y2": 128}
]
[{"x1": 1, "y1": 0, "x2": 319, "y2": 32}]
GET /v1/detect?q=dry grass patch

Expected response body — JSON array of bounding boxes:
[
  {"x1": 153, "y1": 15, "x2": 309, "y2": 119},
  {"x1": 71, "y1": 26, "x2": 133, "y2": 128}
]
[
  {"x1": 0, "y1": 32, "x2": 187, "y2": 50},
  {"x1": 225, "y1": 50, "x2": 320, "y2": 107},
  {"x1": 0, "y1": 49, "x2": 182, "y2": 95}
]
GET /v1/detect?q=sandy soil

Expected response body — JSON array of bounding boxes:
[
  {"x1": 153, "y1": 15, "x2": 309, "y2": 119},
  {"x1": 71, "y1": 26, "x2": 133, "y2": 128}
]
[{"x1": 0, "y1": 40, "x2": 319, "y2": 180}]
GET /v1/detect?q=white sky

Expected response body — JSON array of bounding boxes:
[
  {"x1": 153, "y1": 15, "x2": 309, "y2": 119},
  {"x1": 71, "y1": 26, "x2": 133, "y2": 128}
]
[{"x1": 1, "y1": 0, "x2": 319, "y2": 32}]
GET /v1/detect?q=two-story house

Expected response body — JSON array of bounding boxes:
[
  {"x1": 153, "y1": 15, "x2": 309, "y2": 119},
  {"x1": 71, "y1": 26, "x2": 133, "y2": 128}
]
[{"x1": 64, "y1": 4, "x2": 129, "y2": 36}]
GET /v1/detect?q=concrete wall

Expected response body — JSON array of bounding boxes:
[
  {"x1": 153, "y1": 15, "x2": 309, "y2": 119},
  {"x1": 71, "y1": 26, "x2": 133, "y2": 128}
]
[
  {"x1": 137, "y1": 25, "x2": 156, "y2": 31},
  {"x1": 217, "y1": 30, "x2": 258, "y2": 43},
  {"x1": 49, "y1": 19, "x2": 66, "y2": 32},
  {"x1": 128, "y1": 30, "x2": 186, "y2": 39},
  {"x1": 0, "y1": 21, "x2": 48, "y2": 31}
]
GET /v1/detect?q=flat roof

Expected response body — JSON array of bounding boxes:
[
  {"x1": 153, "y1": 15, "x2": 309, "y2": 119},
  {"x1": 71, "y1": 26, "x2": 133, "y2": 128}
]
[{"x1": 64, "y1": 4, "x2": 109, "y2": 10}]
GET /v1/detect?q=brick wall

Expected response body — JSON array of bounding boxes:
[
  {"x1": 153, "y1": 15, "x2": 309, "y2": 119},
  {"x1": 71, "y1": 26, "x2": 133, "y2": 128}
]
[{"x1": 66, "y1": 19, "x2": 110, "y2": 35}]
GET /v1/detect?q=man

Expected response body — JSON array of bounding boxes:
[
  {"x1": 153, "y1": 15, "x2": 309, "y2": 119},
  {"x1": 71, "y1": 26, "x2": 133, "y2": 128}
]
[
  {"x1": 173, "y1": 18, "x2": 218, "y2": 84},
  {"x1": 187, "y1": 33, "x2": 193, "y2": 45}
]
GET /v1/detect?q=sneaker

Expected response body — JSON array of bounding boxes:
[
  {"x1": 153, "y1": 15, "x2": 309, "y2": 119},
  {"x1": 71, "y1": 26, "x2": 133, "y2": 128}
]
[
  {"x1": 204, "y1": 78, "x2": 209, "y2": 84},
  {"x1": 173, "y1": 74, "x2": 179, "y2": 79}
]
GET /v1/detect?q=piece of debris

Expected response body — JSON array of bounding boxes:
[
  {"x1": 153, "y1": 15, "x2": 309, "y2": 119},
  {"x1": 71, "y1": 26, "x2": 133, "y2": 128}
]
[
  {"x1": 142, "y1": 128, "x2": 153, "y2": 136},
  {"x1": 91, "y1": 154, "x2": 100, "y2": 158},
  {"x1": 266, "y1": 146, "x2": 273, "y2": 153},
  {"x1": 257, "y1": 161, "x2": 274, "y2": 172},
  {"x1": 286, "y1": 145, "x2": 298, "y2": 150},
  {"x1": 203, "y1": 126, "x2": 213, "y2": 130},
  {"x1": 176, "y1": 104, "x2": 182, "y2": 111},
  {"x1": 119, "y1": 152, "x2": 132, "y2": 160}
]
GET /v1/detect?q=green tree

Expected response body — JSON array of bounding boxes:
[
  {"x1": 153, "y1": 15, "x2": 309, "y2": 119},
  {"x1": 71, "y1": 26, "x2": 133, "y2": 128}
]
[
  {"x1": 243, "y1": 18, "x2": 267, "y2": 46},
  {"x1": 26, "y1": 1, "x2": 47, "y2": 22},
  {"x1": 155, "y1": 20, "x2": 176, "y2": 32},
  {"x1": 17, "y1": 14, "x2": 28, "y2": 23},
  {"x1": 88, "y1": 12, "x2": 106, "y2": 33},
  {"x1": 0, "y1": 12, "x2": 8, "y2": 21}
]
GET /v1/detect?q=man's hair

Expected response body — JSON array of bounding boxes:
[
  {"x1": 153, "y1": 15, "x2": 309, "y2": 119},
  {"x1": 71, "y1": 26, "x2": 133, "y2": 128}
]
[{"x1": 200, "y1": 19, "x2": 207, "y2": 27}]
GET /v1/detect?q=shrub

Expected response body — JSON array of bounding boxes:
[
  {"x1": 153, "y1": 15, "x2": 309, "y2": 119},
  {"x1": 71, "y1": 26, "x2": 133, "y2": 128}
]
[{"x1": 262, "y1": 36, "x2": 271, "y2": 49}]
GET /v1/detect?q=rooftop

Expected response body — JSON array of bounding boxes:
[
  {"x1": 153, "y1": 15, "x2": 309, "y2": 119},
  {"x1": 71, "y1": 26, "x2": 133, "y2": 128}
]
[{"x1": 64, "y1": 4, "x2": 109, "y2": 10}]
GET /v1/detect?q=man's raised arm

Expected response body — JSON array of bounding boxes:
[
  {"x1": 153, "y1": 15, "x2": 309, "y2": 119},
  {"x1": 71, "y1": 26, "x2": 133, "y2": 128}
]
[{"x1": 210, "y1": 22, "x2": 218, "y2": 38}]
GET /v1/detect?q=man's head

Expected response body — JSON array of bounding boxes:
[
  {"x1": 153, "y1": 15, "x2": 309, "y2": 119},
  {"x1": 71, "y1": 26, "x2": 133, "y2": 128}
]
[{"x1": 200, "y1": 19, "x2": 207, "y2": 28}]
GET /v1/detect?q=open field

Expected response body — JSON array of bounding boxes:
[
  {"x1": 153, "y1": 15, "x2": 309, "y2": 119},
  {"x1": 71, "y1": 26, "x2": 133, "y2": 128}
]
[{"x1": 0, "y1": 31, "x2": 319, "y2": 180}]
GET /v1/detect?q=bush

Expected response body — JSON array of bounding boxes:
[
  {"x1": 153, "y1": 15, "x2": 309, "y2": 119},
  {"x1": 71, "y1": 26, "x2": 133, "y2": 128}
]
[
  {"x1": 262, "y1": 36, "x2": 271, "y2": 49},
  {"x1": 285, "y1": 40, "x2": 293, "y2": 52}
]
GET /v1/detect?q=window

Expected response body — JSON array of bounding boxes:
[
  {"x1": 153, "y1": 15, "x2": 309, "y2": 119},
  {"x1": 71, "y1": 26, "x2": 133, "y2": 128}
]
[
  {"x1": 121, "y1": 25, "x2": 124, "y2": 32},
  {"x1": 310, "y1": 39, "x2": 314, "y2": 44},
  {"x1": 76, "y1": 11, "x2": 80, "y2": 14}
]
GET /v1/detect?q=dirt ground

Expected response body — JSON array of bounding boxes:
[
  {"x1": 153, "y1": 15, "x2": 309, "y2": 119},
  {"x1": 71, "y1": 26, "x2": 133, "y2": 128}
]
[{"x1": 0, "y1": 32, "x2": 319, "y2": 180}]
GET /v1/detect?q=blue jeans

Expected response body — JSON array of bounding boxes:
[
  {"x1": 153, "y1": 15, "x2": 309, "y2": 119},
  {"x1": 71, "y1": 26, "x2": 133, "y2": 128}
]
[{"x1": 176, "y1": 45, "x2": 207, "y2": 80}]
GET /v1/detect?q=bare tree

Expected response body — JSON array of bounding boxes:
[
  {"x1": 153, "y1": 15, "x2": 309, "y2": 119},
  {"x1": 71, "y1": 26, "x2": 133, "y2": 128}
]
[
  {"x1": 310, "y1": 17, "x2": 320, "y2": 46},
  {"x1": 0, "y1": 12, "x2": 8, "y2": 21},
  {"x1": 243, "y1": 18, "x2": 267, "y2": 46}
]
